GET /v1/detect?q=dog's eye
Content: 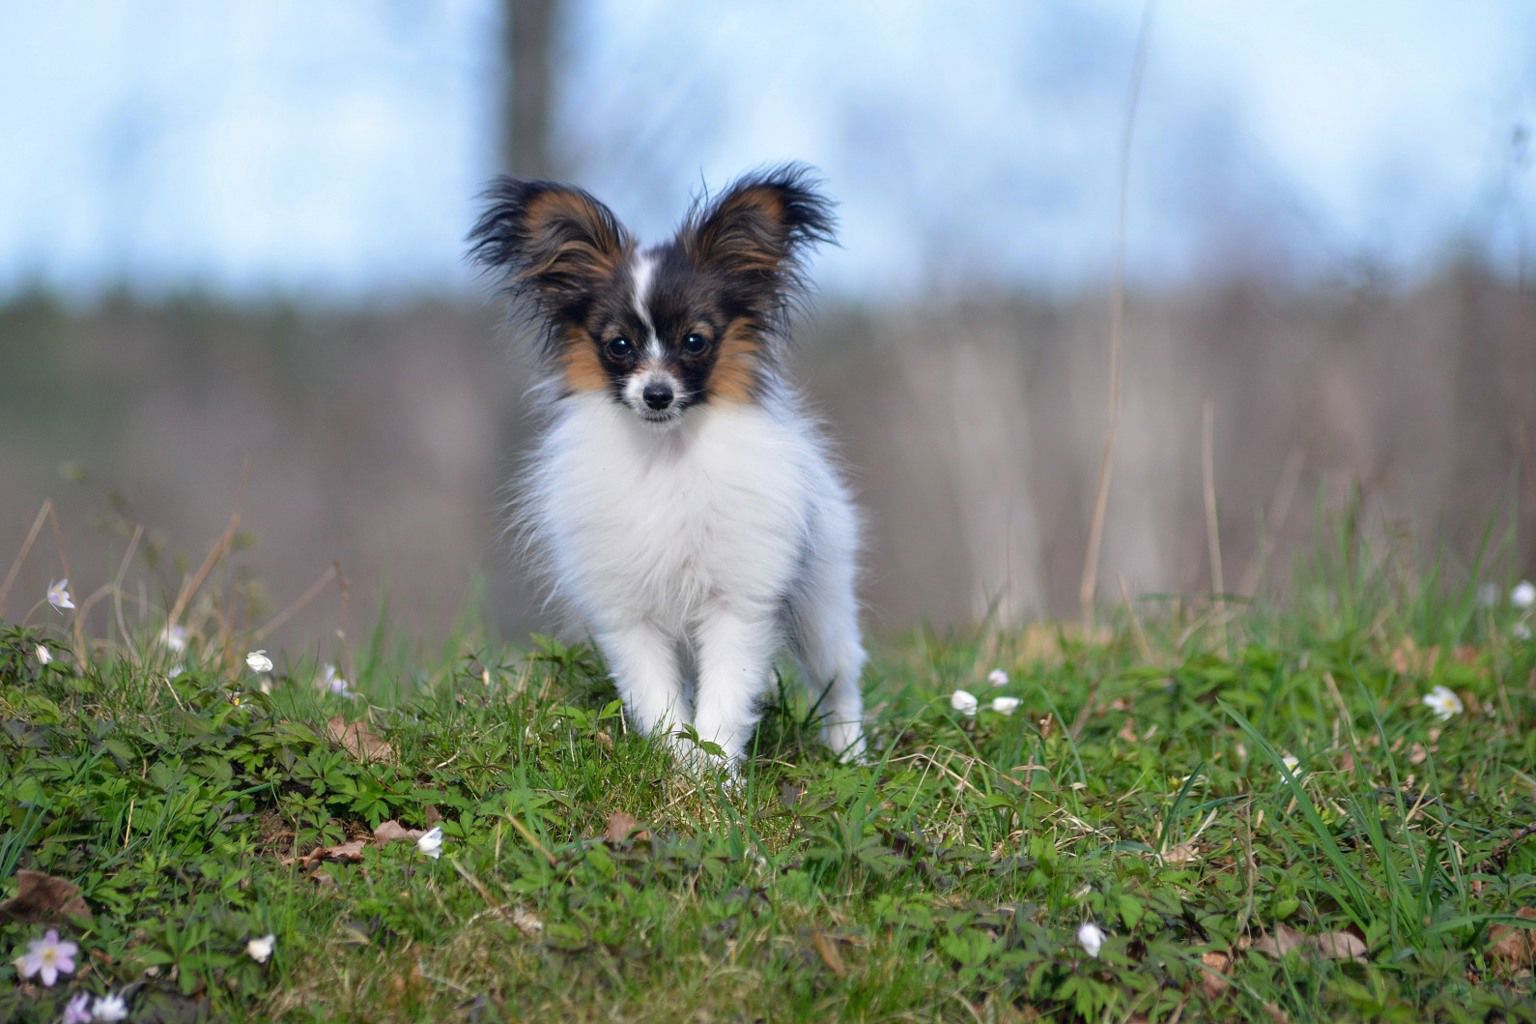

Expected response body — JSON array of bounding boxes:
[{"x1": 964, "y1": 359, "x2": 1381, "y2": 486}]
[
  {"x1": 682, "y1": 333, "x2": 710, "y2": 357},
  {"x1": 604, "y1": 337, "x2": 634, "y2": 361}
]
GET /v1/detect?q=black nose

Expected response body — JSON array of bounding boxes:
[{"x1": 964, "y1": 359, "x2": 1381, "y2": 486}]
[{"x1": 642, "y1": 382, "x2": 674, "y2": 410}]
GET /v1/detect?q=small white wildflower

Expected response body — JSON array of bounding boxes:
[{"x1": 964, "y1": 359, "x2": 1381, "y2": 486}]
[
  {"x1": 160, "y1": 624, "x2": 188, "y2": 653},
  {"x1": 36, "y1": 644, "x2": 52, "y2": 666},
  {"x1": 46, "y1": 578, "x2": 75, "y2": 612},
  {"x1": 986, "y1": 668, "x2": 1009, "y2": 688},
  {"x1": 1421, "y1": 685, "x2": 1463, "y2": 721},
  {"x1": 320, "y1": 663, "x2": 354, "y2": 697},
  {"x1": 949, "y1": 689, "x2": 978, "y2": 717},
  {"x1": 168, "y1": 663, "x2": 184, "y2": 679},
  {"x1": 990, "y1": 696, "x2": 1021, "y2": 715},
  {"x1": 246, "y1": 649, "x2": 273, "y2": 673},
  {"x1": 1280, "y1": 754, "x2": 1303, "y2": 777},
  {"x1": 246, "y1": 933, "x2": 274, "y2": 963},
  {"x1": 1077, "y1": 921, "x2": 1106, "y2": 958},
  {"x1": 91, "y1": 992, "x2": 129, "y2": 1022},
  {"x1": 417, "y1": 825, "x2": 444, "y2": 860},
  {"x1": 16, "y1": 928, "x2": 76, "y2": 986},
  {"x1": 61, "y1": 993, "x2": 92, "y2": 1024},
  {"x1": 257, "y1": 676, "x2": 273, "y2": 695},
  {"x1": 1512, "y1": 580, "x2": 1535, "y2": 609}
]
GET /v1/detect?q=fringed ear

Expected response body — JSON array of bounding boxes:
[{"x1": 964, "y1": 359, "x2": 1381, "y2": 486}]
[
  {"x1": 682, "y1": 164, "x2": 835, "y2": 319},
  {"x1": 469, "y1": 179, "x2": 632, "y2": 314}
]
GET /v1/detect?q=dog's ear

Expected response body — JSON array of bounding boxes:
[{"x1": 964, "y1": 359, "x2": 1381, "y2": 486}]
[
  {"x1": 683, "y1": 164, "x2": 835, "y2": 295},
  {"x1": 470, "y1": 179, "x2": 630, "y2": 310}
]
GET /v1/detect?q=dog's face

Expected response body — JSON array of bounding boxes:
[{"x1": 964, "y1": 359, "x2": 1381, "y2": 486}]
[{"x1": 471, "y1": 167, "x2": 834, "y2": 424}]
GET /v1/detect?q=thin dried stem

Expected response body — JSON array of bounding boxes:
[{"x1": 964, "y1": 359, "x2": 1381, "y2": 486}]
[
  {"x1": 1079, "y1": 0, "x2": 1156, "y2": 627},
  {"x1": 0, "y1": 499, "x2": 53, "y2": 617},
  {"x1": 1202, "y1": 400, "x2": 1227, "y2": 652}
]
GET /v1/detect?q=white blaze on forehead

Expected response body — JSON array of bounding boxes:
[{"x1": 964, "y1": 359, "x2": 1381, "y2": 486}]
[{"x1": 630, "y1": 249, "x2": 660, "y2": 357}]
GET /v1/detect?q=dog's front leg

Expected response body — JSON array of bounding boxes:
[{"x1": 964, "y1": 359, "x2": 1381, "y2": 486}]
[
  {"x1": 692, "y1": 607, "x2": 778, "y2": 765},
  {"x1": 595, "y1": 621, "x2": 685, "y2": 743}
]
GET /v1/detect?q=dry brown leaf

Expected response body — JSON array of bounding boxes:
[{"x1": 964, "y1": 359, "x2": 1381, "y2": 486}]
[
  {"x1": 325, "y1": 715, "x2": 393, "y2": 762},
  {"x1": 0, "y1": 870, "x2": 92, "y2": 924},
  {"x1": 1198, "y1": 951, "x2": 1232, "y2": 998},
  {"x1": 280, "y1": 819, "x2": 425, "y2": 868},
  {"x1": 1252, "y1": 924, "x2": 1368, "y2": 962},
  {"x1": 1117, "y1": 719, "x2": 1139, "y2": 743},
  {"x1": 1488, "y1": 907, "x2": 1536, "y2": 972},
  {"x1": 812, "y1": 930, "x2": 847, "y2": 977},
  {"x1": 372, "y1": 820, "x2": 426, "y2": 844},
  {"x1": 603, "y1": 811, "x2": 647, "y2": 844},
  {"x1": 1251, "y1": 923, "x2": 1307, "y2": 958},
  {"x1": 1409, "y1": 743, "x2": 1429, "y2": 766},
  {"x1": 1312, "y1": 931, "x2": 1368, "y2": 962},
  {"x1": 594, "y1": 730, "x2": 613, "y2": 751},
  {"x1": 1161, "y1": 842, "x2": 1201, "y2": 866},
  {"x1": 510, "y1": 905, "x2": 544, "y2": 938}
]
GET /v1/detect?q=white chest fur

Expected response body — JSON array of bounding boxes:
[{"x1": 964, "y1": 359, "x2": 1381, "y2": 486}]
[{"x1": 530, "y1": 394, "x2": 814, "y2": 633}]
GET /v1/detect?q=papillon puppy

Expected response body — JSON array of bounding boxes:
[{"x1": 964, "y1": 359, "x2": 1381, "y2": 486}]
[{"x1": 470, "y1": 164, "x2": 867, "y2": 768}]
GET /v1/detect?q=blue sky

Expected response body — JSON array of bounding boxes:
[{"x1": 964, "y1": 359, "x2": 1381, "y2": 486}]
[{"x1": 0, "y1": 0, "x2": 1531, "y2": 300}]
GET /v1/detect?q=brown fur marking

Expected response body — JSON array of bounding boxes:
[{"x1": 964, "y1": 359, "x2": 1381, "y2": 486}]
[
  {"x1": 709, "y1": 320, "x2": 762, "y2": 403},
  {"x1": 522, "y1": 189, "x2": 627, "y2": 282},
  {"x1": 559, "y1": 330, "x2": 607, "y2": 392},
  {"x1": 691, "y1": 187, "x2": 788, "y2": 274}
]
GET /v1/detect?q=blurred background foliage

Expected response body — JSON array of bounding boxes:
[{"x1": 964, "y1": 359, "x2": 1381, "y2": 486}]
[{"x1": 1, "y1": 1, "x2": 1533, "y2": 645}]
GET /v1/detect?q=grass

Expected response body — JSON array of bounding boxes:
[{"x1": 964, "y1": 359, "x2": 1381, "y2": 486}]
[{"x1": 2, "y1": 533, "x2": 1536, "y2": 1022}]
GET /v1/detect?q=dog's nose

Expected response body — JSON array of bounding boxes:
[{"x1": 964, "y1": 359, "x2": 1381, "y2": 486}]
[{"x1": 643, "y1": 382, "x2": 674, "y2": 410}]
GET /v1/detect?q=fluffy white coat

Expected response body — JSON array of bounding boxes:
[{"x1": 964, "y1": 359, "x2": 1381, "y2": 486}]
[{"x1": 527, "y1": 390, "x2": 867, "y2": 763}]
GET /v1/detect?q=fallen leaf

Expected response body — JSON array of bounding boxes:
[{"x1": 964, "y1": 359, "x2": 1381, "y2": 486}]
[
  {"x1": 1161, "y1": 842, "x2": 1201, "y2": 866},
  {"x1": 326, "y1": 716, "x2": 393, "y2": 762},
  {"x1": 812, "y1": 930, "x2": 847, "y2": 977},
  {"x1": 1251, "y1": 923, "x2": 1307, "y2": 958},
  {"x1": 1198, "y1": 951, "x2": 1232, "y2": 998},
  {"x1": 281, "y1": 819, "x2": 426, "y2": 868},
  {"x1": 594, "y1": 730, "x2": 613, "y2": 751},
  {"x1": 1409, "y1": 743, "x2": 1428, "y2": 766},
  {"x1": 1117, "y1": 719, "x2": 1139, "y2": 743},
  {"x1": 603, "y1": 811, "x2": 647, "y2": 844},
  {"x1": 373, "y1": 820, "x2": 426, "y2": 844},
  {"x1": 0, "y1": 870, "x2": 92, "y2": 924},
  {"x1": 1312, "y1": 931, "x2": 1368, "y2": 961},
  {"x1": 510, "y1": 905, "x2": 544, "y2": 938},
  {"x1": 1488, "y1": 907, "x2": 1536, "y2": 972},
  {"x1": 1251, "y1": 924, "x2": 1368, "y2": 962}
]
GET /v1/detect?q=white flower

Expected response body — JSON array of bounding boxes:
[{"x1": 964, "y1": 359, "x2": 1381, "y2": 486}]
[
  {"x1": 320, "y1": 664, "x2": 353, "y2": 697},
  {"x1": 16, "y1": 928, "x2": 76, "y2": 986},
  {"x1": 46, "y1": 578, "x2": 75, "y2": 612},
  {"x1": 36, "y1": 644, "x2": 52, "y2": 665},
  {"x1": 246, "y1": 933, "x2": 275, "y2": 963},
  {"x1": 160, "y1": 624, "x2": 188, "y2": 653},
  {"x1": 91, "y1": 992, "x2": 129, "y2": 1022},
  {"x1": 949, "y1": 689, "x2": 978, "y2": 717},
  {"x1": 1280, "y1": 754, "x2": 1303, "y2": 778},
  {"x1": 168, "y1": 663, "x2": 184, "y2": 679},
  {"x1": 417, "y1": 825, "x2": 444, "y2": 860},
  {"x1": 986, "y1": 668, "x2": 1009, "y2": 688},
  {"x1": 246, "y1": 649, "x2": 274, "y2": 673},
  {"x1": 1421, "y1": 685, "x2": 1463, "y2": 721},
  {"x1": 990, "y1": 696, "x2": 1021, "y2": 715},
  {"x1": 1077, "y1": 921, "x2": 1106, "y2": 958},
  {"x1": 61, "y1": 993, "x2": 92, "y2": 1024},
  {"x1": 1516, "y1": 622, "x2": 1533, "y2": 641},
  {"x1": 1513, "y1": 580, "x2": 1535, "y2": 609}
]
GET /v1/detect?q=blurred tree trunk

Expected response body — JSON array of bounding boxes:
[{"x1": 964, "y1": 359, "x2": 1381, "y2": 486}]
[{"x1": 500, "y1": 0, "x2": 560, "y2": 179}]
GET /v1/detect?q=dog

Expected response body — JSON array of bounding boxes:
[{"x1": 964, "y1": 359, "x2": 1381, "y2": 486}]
[{"x1": 470, "y1": 164, "x2": 866, "y2": 769}]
